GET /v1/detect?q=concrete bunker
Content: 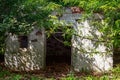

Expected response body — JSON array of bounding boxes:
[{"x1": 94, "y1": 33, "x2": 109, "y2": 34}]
[{"x1": 5, "y1": 7, "x2": 113, "y2": 73}]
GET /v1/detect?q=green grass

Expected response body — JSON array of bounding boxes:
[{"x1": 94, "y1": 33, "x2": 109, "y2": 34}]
[{"x1": 0, "y1": 65, "x2": 120, "y2": 80}]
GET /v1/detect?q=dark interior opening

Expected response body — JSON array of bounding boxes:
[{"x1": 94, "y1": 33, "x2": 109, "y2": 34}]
[
  {"x1": 18, "y1": 36, "x2": 28, "y2": 48},
  {"x1": 113, "y1": 48, "x2": 120, "y2": 66},
  {"x1": 0, "y1": 54, "x2": 4, "y2": 63},
  {"x1": 46, "y1": 32, "x2": 71, "y2": 72}
]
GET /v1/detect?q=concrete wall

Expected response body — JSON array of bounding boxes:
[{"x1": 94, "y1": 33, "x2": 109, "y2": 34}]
[
  {"x1": 5, "y1": 28, "x2": 46, "y2": 71},
  {"x1": 72, "y1": 19, "x2": 113, "y2": 72},
  {"x1": 59, "y1": 8, "x2": 113, "y2": 72}
]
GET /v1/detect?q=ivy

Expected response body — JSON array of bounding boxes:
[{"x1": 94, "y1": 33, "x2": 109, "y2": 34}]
[{"x1": 0, "y1": 0, "x2": 120, "y2": 54}]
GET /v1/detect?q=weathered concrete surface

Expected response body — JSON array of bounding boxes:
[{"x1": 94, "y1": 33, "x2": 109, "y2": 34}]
[
  {"x1": 71, "y1": 15, "x2": 113, "y2": 72},
  {"x1": 5, "y1": 28, "x2": 46, "y2": 71},
  {"x1": 59, "y1": 8, "x2": 113, "y2": 72}
]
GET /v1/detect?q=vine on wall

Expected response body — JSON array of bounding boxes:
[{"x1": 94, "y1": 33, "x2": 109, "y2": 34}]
[{"x1": 0, "y1": 0, "x2": 119, "y2": 54}]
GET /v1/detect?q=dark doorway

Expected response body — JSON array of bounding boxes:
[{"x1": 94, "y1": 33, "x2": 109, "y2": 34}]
[
  {"x1": 46, "y1": 31, "x2": 71, "y2": 73},
  {"x1": 18, "y1": 36, "x2": 28, "y2": 48},
  {"x1": 113, "y1": 48, "x2": 120, "y2": 66},
  {"x1": 0, "y1": 54, "x2": 4, "y2": 63},
  {"x1": 0, "y1": 54, "x2": 4, "y2": 68}
]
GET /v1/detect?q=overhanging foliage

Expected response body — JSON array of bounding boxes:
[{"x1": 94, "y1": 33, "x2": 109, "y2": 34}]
[{"x1": 0, "y1": 0, "x2": 120, "y2": 54}]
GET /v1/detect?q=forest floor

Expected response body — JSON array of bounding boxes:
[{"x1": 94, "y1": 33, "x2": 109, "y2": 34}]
[
  {"x1": 0, "y1": 61, "x2": 120, "y2": 80},
  {"x1": 0, "y1": 51, "x2": 120, "y2": 80}
]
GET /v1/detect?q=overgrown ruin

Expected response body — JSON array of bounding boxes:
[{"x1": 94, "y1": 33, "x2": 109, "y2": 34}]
[{"x1": 5, "y1": 7, "x2": 113, "y2": 73}]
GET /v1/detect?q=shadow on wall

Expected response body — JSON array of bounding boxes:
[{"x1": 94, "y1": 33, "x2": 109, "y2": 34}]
[{"x1": 4, "y1": 28, "x2": 46, "y2": 71}]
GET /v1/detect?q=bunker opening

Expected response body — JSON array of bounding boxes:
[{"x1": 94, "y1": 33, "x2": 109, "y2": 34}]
[
  {"x1": 18, "y1": 36, "x2": 28, "y2": 48},
  {"x1": 46, "y1": 30, "x2": 71, "y2": 72}
]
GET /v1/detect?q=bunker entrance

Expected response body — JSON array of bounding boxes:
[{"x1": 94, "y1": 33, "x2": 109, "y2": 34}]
[{"x1": 46, "y1": 31, "x2": 71, "y2": 72}]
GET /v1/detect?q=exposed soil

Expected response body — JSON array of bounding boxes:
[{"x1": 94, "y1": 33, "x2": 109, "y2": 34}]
[{"x1": 0, "y1": 51, "x2": 120, "y2": 79}]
